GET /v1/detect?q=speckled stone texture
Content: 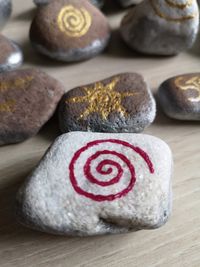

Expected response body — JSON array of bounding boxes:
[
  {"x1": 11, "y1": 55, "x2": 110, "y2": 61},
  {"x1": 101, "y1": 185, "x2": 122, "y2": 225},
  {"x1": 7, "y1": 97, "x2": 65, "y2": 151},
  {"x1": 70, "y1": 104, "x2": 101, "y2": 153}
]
[
  {"x1": 158, "y1": 73, "x2": 200, "y2": 120},
  {"x1": 16, "y1": 132, "x2": 173, "y2": 236},
  {"x1": 59, "y1": 73, "x2": 156, "y2": 133},
  {"x1": 0, "y1": 0, "x2": 12, "y2": 30},
  {"x1": 118, "y1": 0, "x2": 143, "y2": 7},
  {"x1": 30, "y1": 0, "x2": 110, "y2": 62},
  {"x1": 0, "y1": 68, "x2": 64, "y2": 145},
  {"x1": 120, "y1": 0, "x2": 199, "y2": 55},
  {"x1": 0, "y1": 34, "x2": 23, "y2": 73}
]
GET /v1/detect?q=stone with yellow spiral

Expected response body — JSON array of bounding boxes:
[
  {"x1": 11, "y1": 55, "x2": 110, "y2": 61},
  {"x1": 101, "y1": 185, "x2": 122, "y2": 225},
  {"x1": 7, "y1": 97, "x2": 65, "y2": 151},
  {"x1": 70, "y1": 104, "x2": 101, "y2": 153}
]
[
  {"x1": 57, "y1": 5, "x2": 92, "y2": 38},
  {"x1": 30, "y1": 0, "x2": 110, "y2": 62}
]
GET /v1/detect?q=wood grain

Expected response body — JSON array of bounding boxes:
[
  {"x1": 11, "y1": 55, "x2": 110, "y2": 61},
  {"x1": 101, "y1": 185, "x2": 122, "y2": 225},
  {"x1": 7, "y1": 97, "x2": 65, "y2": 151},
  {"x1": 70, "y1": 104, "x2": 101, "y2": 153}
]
[{"x1": 0, "y1": 1, "x2": 200, "y2": 266}]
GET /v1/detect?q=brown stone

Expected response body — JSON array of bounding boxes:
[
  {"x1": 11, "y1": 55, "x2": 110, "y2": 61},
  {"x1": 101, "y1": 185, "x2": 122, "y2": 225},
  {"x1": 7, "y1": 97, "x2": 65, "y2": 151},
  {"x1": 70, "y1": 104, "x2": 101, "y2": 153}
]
[
  {"x1": 30, "y1": 0, "x2": 110, "y2": 62},
  {"x1": 0, "y1": 68, "x2": 64, "y2": 145},
  {"x1": 158, "y1": 73, "x2": 200, "y2": 120},
  {"x1": 59, "y1": 73, "x2": 156, "y2": 133}
]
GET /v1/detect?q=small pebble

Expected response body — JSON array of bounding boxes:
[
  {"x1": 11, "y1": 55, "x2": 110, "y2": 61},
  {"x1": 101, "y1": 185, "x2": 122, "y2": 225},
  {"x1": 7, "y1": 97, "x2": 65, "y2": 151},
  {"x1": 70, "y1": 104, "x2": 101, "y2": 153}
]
[
  {"x1": 0, "y1": 0, "x2": 12, "y2": 30},
  {"x1": 30, "y1": 0, "x2": 110, "y2": 62},
  {"x1": 120, "y1": 0, "x2": 199, "y2": 55},
  {"x1": 0, "y1": 68, "x2": 64, "y2": 145},
  {"x1": 16, "y1": 132, "x2": 173, "y2": 236},
  {"x1": 0, "y1": 34, "x2": 23, "y2": 73},
  {"x1": 158, "y1": 73, "x2": 200, "y2": 120},
  {"x1": 59, "y1": 73, "x2": 156, "y2": 133}
]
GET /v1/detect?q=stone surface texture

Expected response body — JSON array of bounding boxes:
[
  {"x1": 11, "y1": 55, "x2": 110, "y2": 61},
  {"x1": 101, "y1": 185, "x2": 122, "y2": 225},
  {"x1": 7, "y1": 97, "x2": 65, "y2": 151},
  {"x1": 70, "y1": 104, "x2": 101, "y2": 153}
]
[
  {"x1": 121, "y1": 0, "x2": 199, "y2": 55},
  {"x1": 30, "y1": 0, "x2": 110, "y2": 62},
  {"x1": 59, "y1": 73, "x2": 156, "y2": 133},
  {"x1": 16, "y1": 132, "x2": 173, "y2": 236},
  {"x1": 0, "y1": 68, "x2": 64, "y2": 145},
  {"x1": 158, "y1": 73, "x2": 200, "y2": 120}
]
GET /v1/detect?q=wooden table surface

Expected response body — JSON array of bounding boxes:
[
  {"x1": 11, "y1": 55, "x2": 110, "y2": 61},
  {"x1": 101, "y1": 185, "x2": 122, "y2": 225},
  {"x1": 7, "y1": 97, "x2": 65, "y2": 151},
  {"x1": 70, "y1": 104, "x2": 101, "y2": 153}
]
[{"x1": 0, "y1": 1, "x2": 200, "y2": 266}]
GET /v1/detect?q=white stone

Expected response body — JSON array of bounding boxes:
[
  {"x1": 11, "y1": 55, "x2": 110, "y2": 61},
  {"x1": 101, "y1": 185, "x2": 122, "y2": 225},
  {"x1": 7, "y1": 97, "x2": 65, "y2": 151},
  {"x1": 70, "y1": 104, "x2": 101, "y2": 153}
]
[
  {"x1": 121, "y1": 0, "x2": 199, "y2": 55},
  {"x1": 16, "y1": 132, "x2": 173, "y2": 236}
]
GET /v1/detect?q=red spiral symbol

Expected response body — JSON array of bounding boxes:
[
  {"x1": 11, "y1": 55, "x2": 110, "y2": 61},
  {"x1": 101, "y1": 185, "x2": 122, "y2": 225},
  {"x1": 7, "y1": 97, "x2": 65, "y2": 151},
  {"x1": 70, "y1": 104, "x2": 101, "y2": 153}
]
[{"x1": 69, "y1": 139, "x2": 154, "y2": 202}]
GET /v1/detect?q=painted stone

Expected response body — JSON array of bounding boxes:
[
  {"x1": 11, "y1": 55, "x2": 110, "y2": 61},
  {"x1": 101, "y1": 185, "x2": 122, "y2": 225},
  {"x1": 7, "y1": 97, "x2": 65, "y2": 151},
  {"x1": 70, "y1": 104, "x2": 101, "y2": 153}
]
[
  {"x1": 33, "y1": 0, "x2": 104, "y2": 9},
  {"x1": 0, "y1": 68, "x2": 64, "y2": 145},
  {"x1": 59, "y1": 73, "x2": 156, "y2": 133},
  {"x1": 30, "y1": 0, "x2": 110, "y2": 62},
  {"x1": 118, "y1": 0, "x2": 143, "y2": 7},
  {"x1": 16, "y1": 132, "x2": 173, "y2": 236},
  {"x1": 158, "y1": 73, "x2": 200, "y2": 120},
  {"x1": 0, "y1": 0, "x2": 12, "y2": 30},
  {"x1": 0, "y1": 35, "x2": 23, "y2": 73},
  {"x1": 120, "y1": 0, "x2": 199, "y2": 55}
]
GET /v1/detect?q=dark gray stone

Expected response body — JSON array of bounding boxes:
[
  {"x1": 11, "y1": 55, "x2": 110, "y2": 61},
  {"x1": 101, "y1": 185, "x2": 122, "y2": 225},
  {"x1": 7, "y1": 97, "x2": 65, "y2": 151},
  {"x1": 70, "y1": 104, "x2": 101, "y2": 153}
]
[
  {"x1": 121, "y1": 0, "x2": 199, "y2": 55},
  {"x1": 158, "y1": 73, "x2": 200, "y2": 120}
]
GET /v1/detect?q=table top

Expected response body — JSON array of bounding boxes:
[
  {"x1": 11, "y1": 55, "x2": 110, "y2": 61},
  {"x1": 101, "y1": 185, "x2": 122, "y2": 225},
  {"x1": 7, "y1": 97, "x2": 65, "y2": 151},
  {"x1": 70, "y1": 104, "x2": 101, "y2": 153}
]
[{"x1": 0, "y1": 1, "x2": 200, "y2": 266}]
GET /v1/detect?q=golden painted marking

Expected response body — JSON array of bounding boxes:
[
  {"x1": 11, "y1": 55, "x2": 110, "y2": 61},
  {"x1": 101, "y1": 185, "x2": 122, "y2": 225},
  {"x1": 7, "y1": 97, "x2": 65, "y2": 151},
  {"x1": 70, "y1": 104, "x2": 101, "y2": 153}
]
[
  {"x1": 66, "y1": 78, "x2": 138, "y2": 120},
  {"x1": 0, "y1": 76, "x2": 34, "y2": 93},
  {"x1": 57, "y1": 5, "x2": 92, "y2": 38},
  {"x1": 165, "y1": 0, "x2": 193, "y2": 9},
  {"x1": 175, "y1": 76, "x2": 200, "y2": 102},
  {"x1": 150, "y1": 0, "x2": 197, "y2": 22},
  {"x1": 0, "y1": 99, "x2": 16, "y2": 113}
]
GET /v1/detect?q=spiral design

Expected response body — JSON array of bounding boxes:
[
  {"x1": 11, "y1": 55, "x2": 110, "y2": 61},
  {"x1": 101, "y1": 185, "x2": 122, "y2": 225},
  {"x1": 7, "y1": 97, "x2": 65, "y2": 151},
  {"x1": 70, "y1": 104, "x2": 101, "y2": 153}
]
[
  {"x1": 57, "y1": 5, "x2": 92, "y2": 38},
  {"x1": 69, "y1": 139, "x2": 154, "y2": 202}
]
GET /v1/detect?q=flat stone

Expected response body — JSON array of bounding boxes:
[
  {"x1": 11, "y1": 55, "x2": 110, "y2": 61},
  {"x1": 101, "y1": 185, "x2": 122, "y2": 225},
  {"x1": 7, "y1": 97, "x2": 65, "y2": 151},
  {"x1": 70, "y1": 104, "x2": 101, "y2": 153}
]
[
  {"x1": 0, "y1": 0, "x2": 12, "y2": 30},
  {"x1": 16, "y1": 132, "x2": 173, "y2": 236},
  {"x1": 120, "y1": 0, "x2": 199, "y2": 55},
  {"x1": 0, "y1": 68, "x2": 64, "y2": 145},
  {"x1": 30, "y1": 0, "x2": 110, "y2": 62},
  {"x1": 0, "y1": 34, "x2": 23, "y2": 73},
  {"x1": 59, "y1": 73, "x2": 156, "y2": 133},
  {"x1": 158, "y1": 73, "x2": 200, "y2": 120},
  {"x1": 118, "y1": 0, "x2": 143, "y2": 7}
]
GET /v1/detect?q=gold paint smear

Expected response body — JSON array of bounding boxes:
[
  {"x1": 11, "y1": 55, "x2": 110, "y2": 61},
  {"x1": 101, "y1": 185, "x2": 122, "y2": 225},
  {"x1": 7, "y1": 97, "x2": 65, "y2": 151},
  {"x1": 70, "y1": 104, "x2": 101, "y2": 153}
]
[
  {"x1": 175, "y1": 76, "x2": 200, "y2": 102},
  {"x1": 0, "y1": 76, "x2": 34, "y2": 93},
  {"x1": 66, "y1": 77, "x2": 138, "y2": 120},
  {"x1": 150, "y1": 0, "x2": 197, "y2": 22},
  {"x1": 57, "y1": 5, "x2": 92, "y2": 38},
  {"x1": 165, "y1": 0, "x2": 193, "y2": 9},
  {"x1": 0, "y1": 99, "x2": 16, "y2": 113}
]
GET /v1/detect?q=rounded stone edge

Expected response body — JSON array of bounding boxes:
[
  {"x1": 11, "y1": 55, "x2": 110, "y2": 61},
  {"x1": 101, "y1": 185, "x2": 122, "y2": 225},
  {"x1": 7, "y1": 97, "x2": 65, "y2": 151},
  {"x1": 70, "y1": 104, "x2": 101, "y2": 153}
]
[
  {"x1": 30, "y1": 34, "x2": 111, "y2": 62},
  {"x1": 0, "y1": 41, "x2": 23, "y2": 73}
]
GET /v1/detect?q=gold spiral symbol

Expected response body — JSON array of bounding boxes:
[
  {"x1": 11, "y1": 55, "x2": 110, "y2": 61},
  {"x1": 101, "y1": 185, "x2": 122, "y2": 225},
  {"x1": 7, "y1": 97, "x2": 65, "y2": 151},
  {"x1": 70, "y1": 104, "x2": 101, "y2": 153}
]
[{"x1": 57, "y1": 5, "x2": 92, "y2": 38}]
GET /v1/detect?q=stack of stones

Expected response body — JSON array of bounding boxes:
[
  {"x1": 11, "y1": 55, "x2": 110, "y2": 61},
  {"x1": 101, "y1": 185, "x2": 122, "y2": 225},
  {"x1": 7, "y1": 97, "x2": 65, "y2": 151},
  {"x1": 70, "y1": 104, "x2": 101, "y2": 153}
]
[{"x1": 6, "y1": 0, "x2": 200, "y2": 237}]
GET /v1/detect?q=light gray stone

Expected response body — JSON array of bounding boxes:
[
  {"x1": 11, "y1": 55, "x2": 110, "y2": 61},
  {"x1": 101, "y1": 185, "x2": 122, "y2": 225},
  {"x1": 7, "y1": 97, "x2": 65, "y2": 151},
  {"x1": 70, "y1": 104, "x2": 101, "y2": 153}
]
[
  {"x1": 121, "y1": 0, "x2": 199, "y2": 55},
  {"x1": 16, "y1": 132, "x2": 173, "y2": 236}
]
